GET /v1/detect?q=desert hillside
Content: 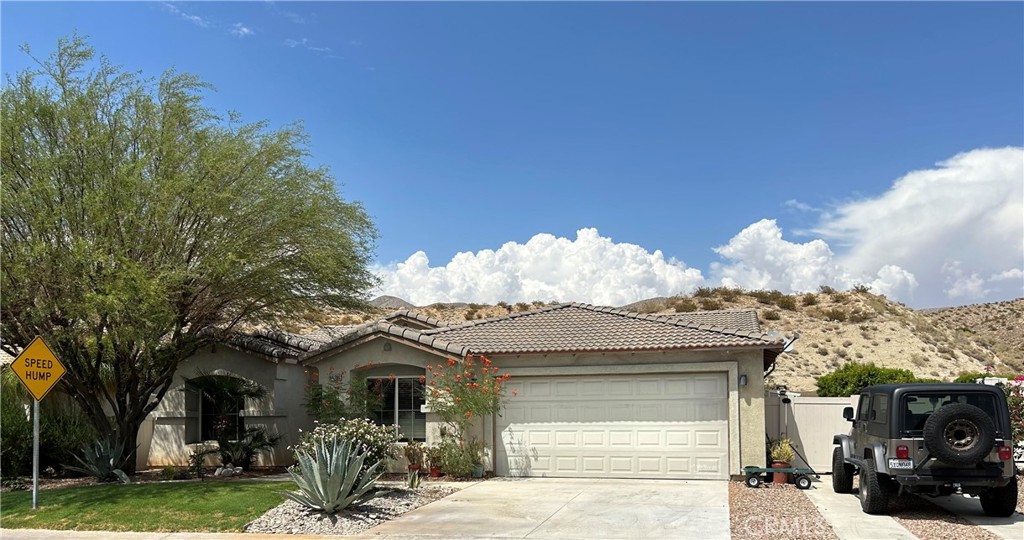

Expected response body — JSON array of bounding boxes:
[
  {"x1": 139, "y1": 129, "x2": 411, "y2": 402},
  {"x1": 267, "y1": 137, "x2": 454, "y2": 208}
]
[{"x1": 307, "y1": 289, "x2": 1022, "y2": 394}]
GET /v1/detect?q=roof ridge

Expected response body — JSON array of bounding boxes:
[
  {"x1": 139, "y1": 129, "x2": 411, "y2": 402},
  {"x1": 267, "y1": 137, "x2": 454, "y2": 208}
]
[
  {"x1": 568, "y1": 303, "x2": 780, "y2": 344},
  {"x1": 384, "y1": 309, "x2": 451, "y2": 328},
  {"x1": 302, "y1": 320, "x2": 469, "y2": 362}
]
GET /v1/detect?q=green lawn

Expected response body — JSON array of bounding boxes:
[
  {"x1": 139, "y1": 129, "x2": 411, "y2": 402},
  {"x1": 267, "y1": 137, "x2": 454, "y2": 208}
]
[{"x1": 0, "y1": 480, "x2": 293, "y2": 532}]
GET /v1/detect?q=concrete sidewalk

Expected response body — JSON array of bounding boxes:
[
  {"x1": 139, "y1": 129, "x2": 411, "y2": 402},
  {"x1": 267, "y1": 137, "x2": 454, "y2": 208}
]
[{"x1": 927, "y1": 494, "x2": 1024, "y2": 540}]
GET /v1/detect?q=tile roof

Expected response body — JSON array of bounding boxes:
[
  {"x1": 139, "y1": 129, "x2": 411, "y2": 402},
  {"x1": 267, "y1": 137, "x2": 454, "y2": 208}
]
[
  {"x1": 423, "y1": 303, "x2": 783, "y2": 355},
  {"x1": 668, "y1": 309, "x2": 761, "y2": 333},
  {"x1": 222, "y1": 304, "x2": 782, "y2": 361}
]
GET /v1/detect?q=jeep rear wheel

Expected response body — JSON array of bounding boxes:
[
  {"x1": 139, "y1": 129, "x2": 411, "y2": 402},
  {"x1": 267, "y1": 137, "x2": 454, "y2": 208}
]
[
  {"x1": 859, "y1": 458, "x2": 890, "y2": 514},
  {"x1": 832, "y1": 447, "x2": 854, "y2": 493},
  {"x1": 922, "y1": 403, "x2": 995, "y2": 465},
  {"x1": 979, "y1": 479, "x2": 1018, "y2": 517}
]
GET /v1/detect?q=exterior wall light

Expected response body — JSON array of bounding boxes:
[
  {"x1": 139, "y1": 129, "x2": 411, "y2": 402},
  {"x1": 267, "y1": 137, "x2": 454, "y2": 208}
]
[{"x1": 739, "y1": 374, "x2": 748, "y2": 386}]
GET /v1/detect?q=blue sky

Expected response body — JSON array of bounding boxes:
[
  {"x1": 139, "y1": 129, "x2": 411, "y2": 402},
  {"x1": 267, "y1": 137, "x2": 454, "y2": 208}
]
[{"x1": 3, "y1": 2, "x2": 1022, "y2": 308}]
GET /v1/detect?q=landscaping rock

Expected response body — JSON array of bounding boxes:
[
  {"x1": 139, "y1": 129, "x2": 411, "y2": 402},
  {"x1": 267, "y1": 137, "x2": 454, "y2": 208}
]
[{"x1": 245, "y1": 484, "x2": 459, "y2": 535}]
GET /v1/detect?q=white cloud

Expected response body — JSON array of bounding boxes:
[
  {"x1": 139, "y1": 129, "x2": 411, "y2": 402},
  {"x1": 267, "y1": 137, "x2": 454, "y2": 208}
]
[
  {"x1": 375, "y1": 229, "x2": 705, "y2": 306},
  {"x1": 814, "y1": 147, "x2": 1023, "y2": 305},
  {"x1": 709, "y1": 219, "x2": 918, "y2": 299},
  {"x1": 231, "y1": 23, "x2": 255, "y2": 38},
  {"x1": 161, "y1": 2, "x2": 209, "y2": 28}
]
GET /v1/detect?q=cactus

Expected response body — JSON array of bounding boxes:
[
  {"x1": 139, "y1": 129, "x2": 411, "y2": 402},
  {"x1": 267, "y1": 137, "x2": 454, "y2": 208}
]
[{"x1": 283, "y1": 438, "x2": 383, "y2": 514}]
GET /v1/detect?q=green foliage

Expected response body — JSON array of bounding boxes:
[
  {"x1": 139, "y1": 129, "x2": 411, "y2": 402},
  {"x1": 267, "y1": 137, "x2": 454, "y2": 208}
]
[
  {"x1": 436, "y1": 433, "x2": 478, "y2": 478},
  {"x1": 1, "y1": 375, "x2": 32, "y2": 478},
  {"x1": 64, "y1": 436, "x2": 131, "y2": 483},
  {"x1": 426, "y1": 355, "x2": 510, "y2": 438},
  {"x1": 775, "y1": 296, "x2": 798, "y2": 311},
  {"x1": 304, "y1": 369, "x2": 383, "y2": 423},
  {"x1": 188, "y1": 446, "x2": 219, "y2": 480},
  {"x1": 161, "y1": 465, "x2": 177, "y2": 480},
  {"x1": 693, "y1": 287, "x2": 715, "y2": 298},
  {"x1": 1003, "y1": 381, "x2": 1024, "y2": 460},
  {"x1": 0, "y1": 35, "x2": 377, "y2": 471},
  {"x1": 815, "y1": 363, "x2": 924, "y2": 397},
  {"x1": 953, "y1": 372, "x2": 1022, "y2": 383},
  {"x1": 769, "y1": 437, "x2": 795, "y2": 463},
  {"x1": 762, "y1": 310, "x2": 781, "y2": 321},
  {"x1": 801, "y1": 293, "x2": 818, "y2": 306},
  {"x1": 283, "y1": 438, "x2": 383, "y2": 515},
  {"x1": 217, "y1": 427, "x2": 280, "y2": 470},
  {"x1": 712, "y1": 287, "x2": 742, "y2": 302},
  {"x1": 406, "y1": 468, "x2": 422, "y2": 489},
  {"x1": 293, "y1": 418, "x2": 400, "y2": 472}
]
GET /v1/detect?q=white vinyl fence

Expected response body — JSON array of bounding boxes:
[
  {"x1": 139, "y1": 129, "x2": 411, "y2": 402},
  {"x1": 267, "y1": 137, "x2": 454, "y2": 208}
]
[{"x1": 765, "y1": 392, "x2": 857, "y2": 473}]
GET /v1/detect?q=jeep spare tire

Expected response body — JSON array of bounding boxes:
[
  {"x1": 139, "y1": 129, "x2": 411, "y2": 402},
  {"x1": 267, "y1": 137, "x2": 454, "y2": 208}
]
[{"x1": 922, "y1": 403, "x2": 995, "y2": 465}]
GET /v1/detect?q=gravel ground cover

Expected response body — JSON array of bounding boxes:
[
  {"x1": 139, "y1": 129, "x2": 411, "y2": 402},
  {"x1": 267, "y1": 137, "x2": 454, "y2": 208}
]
[
  {"x1": 1018, "y1": 476, "x2": 1023, "y2": 514},
  {"x1": 245, "y1": 482, "x2": 460, "y2": 535},
  {"x1": 729, "y1": 481, "x2": 839, "y2": 539},
  {"x1": 888, "y1": 494, "x2": 1001, "y2": 540}
]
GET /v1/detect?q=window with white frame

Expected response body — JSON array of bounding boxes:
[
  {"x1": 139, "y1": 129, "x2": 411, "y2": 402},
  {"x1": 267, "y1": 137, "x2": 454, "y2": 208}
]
[{"x1": 366, "y1": 377, "x2": 426, "y2": 442}]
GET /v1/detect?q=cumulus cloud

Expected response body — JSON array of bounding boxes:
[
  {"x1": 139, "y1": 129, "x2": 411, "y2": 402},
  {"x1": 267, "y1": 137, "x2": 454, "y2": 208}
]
[
  {"x1": 815, "y1": 147, "x2": 1023, "y2": 305},
  {"x1": 375, "y1": 229, "x2": 704, "y2": 306},
  {"x1": 709, "y1": 219, "x2": 918, "y2": 299}
]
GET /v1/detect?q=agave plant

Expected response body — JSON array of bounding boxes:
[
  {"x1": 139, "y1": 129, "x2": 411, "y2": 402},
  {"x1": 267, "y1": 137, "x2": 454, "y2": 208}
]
[
  {"x1": 64, "y1": 436, "x2": 131, "y2": 483},
  {"x1": 284, "y1": 438, "x2": 383, "y2": 514}
]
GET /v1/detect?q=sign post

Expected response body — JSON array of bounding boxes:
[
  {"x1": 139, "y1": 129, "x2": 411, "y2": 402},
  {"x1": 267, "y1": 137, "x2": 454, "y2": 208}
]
[{"x1": 11, "y1": 336, "x2": 66, "y2": 510}]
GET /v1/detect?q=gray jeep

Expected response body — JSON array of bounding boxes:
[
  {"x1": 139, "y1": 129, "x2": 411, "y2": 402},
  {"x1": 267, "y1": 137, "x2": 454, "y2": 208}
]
[{"x1": 832, "y1": 383, "x2": 1018, "y2": 516}]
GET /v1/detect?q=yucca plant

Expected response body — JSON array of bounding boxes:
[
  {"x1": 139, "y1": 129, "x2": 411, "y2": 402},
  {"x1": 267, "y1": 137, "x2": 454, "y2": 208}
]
[{"x1": 284, "y1": 438, "x2": 383, "y2": 514}]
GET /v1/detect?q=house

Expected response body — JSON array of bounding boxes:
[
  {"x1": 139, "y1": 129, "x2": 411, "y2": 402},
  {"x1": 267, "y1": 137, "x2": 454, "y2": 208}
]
[{"x1": 140, "y1": 303, "x2": 787, "y2": 480}]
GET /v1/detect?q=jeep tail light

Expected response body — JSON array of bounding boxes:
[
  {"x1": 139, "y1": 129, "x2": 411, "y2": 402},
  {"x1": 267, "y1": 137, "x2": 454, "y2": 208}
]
[
  {"x1": 896, "y1": 445, "x2": 909, "y2": 459},
  {"x1": 998, "y1": 446, "x2": 1012, "y2": 460}
]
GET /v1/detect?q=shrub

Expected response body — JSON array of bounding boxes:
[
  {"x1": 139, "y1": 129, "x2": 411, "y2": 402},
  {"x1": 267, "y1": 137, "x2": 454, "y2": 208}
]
[
  {"x1": 851, "y1": 283, "x2": 871, "y2": 294},
  {"x1": 514, "y1": 302, "x2": 530, "y2": 312},
  {"x1": 426, "y1": 355, "x2": 511, "y2": 438},
  {"x1": 816, "y1": 347, "x2": 829, "y2": 356},
  {"x1": 403, "y1": 442, "x2": 425, "y2": 467},
  {"x1": 39, "y1": 399, "x2": 97, "y2": 473},
  {"x1": 294, "y1": 418, "x2": 400, "y2": 472},
  {"x1": 801, "y1": 293, "x2": 818, "y2": 306},
  {"x1": 769, "y1": 437, "x2": 795, "y2": 463},
  {"x1": 1004, "y1": 380, "x2": 1024, "y2": 461},
  {"x1": 284, "y1": 438, "x2": 383, "y2": 515},
  {"x1": 698, "y1": 298, "x2": 722, "y2": 311},
  {"x1": 693, "y1": 287, "x2": 715, "y2": 298},
  {"x1": 821, "y1": 308, "x2": 847, "y2": 322},
  {"x1": 436, "y1": 433, "x2": 478, "y2": 478},
  {"x1": 0, "y1": 379, "x2": 32, "y2": 478},
  {"x1": 218, "y1": 426, "x2": 280, "y2": 470},
  {"x1": 64, "y1": 436, "x2": 131, "y2": 483},
  {"x1": 713, "y1": 287, "x2": 742, "y2": 302},
  {"x1": 815, "y1": 363, "x2": 922, "y2": 397},
  {"x1": 673, "y1": 298, "x2": 698, "y2": 313},
  {"x1": 775, "y1": 296, "x2": 797, "y2": 311},
  {"x1": 831, "y1": 292, "x2": 848, "y2": 303},
  {"x1": 818, "y1": 285, "x2": 837, "y2": 294},
  {"x1": 762, "y1": 310, "x2": 781, "y2": 321}
]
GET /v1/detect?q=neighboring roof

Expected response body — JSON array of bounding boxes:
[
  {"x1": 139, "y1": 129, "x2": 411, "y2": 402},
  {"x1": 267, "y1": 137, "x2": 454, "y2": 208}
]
[
  {"x1": 303, "y1": 321, "x2": 469, "y2": 362},
  {"x1": 423, "y1": 303, "x2": 783, "y2": 355},
  {"x1": 668, "y1": 309, "x2": 761, "y2": 334}
]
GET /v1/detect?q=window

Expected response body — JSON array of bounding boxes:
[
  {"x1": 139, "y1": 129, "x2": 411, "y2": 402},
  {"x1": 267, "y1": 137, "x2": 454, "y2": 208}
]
[
  {"x1": 857, "y1": 394, "x2": 871, "y2": 421},
  {"x1": 902, "y1": 392, "x2": 1002, "y2": 434},
  {"x1": 201, "y1": 392, "x2": 244, "y2": 441},
  {"x1": 367, "y1": 377, "x2": 426, "y2": 442},
  {"x1": 870, "y1": 395, "x2": 888, "y2": 423}
]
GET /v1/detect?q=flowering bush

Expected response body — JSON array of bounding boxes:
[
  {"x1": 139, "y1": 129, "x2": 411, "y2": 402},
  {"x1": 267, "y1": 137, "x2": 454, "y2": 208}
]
[
  {"x1": 1005, "y1": 377, "x2": 1024, "y2": 462},
  {"x1": 425, "y1": 354, "x2": 514, "y2": 437},
  {"x1": 292, "y1": 418, "x2": 400, "y2": 471}
]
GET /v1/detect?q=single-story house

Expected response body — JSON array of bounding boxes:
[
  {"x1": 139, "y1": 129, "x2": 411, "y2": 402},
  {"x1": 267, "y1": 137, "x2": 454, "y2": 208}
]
[{"x1": 140, "y1": 303, "x2": 787, "y2": 480}]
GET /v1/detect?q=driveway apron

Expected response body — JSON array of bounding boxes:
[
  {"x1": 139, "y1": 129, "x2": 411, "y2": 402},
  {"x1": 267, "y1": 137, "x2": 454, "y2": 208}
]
[{"x1": 361, "y1": 477, "x2": 729, "y2": 540}]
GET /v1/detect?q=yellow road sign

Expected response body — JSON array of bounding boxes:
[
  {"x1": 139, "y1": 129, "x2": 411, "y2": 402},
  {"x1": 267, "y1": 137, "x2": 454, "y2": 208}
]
[{"x1": 11, "y1": 336, "x2": 66, "y2": 401}]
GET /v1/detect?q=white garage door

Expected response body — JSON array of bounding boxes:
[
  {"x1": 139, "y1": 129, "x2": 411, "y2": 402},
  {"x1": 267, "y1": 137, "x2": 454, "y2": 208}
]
[{"x1": 497, "y1": 373, "x2": 729, "y2": 480}]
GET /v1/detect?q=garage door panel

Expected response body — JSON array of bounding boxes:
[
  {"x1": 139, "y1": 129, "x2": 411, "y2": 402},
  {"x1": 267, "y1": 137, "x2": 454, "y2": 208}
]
[{"x1": 498, "y1": 373, "x2": 730, "y2": 480}]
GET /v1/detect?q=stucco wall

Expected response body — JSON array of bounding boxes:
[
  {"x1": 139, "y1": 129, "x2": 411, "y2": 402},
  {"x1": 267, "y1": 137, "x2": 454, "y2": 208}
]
[{"x1": 141, "y1": 345, "x2": 311, "y2": 468}]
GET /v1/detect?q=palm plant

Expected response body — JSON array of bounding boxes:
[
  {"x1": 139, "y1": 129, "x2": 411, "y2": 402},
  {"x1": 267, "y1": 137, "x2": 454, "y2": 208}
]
[{"x1": 284, "y1": 437, "x2": 383, "y2": 514}]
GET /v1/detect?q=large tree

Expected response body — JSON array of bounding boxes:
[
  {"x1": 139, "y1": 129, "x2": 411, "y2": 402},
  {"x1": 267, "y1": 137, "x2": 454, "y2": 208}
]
[{"x1": 1, "y1": 36, "x2": 378, "y2": 471}]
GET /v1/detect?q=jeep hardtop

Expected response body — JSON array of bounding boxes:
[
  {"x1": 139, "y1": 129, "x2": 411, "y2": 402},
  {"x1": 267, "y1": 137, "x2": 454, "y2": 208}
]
[{"x1": 832, "y1": 383, "x2": 1018, "y2": 516}]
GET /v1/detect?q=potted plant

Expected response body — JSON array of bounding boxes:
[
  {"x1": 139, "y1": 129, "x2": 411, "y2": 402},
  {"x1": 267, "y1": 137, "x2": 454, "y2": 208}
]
[
  {"x1": 425, "y1": 445, "x2": 444, "y2": 478},
  {"x1": 467, "y1": 439, "x2": 486, "y2": 478},
  {"x1": 404, "y1": 442, "x2": 425, "y2": 472},
  {"x1": 770, "y1": 437, "x2": 796, "y2": 484}
]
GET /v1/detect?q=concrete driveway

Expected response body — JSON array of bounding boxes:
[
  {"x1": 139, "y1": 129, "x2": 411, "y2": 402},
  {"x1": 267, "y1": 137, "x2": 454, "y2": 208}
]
[{"x1": 360, "y1": 477, "x2": 729, "y2": 540}]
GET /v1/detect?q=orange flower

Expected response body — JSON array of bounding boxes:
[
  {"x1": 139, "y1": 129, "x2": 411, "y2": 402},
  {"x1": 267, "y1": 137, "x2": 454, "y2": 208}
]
[
  {"x1": 455, "y1": 397, "x2": 462, "y2": 403},
  {"x1": 455, "y1": 374, "x2": 462, "y2": 381},
  {"x1": 483, "y1": 357, "x2": 492, "y2": 366},
  {"x1": 511, "y1": 390, "x2": 519, "y2": 396},
  {"x1": 494, "y1": 386, "x2": 501, "y2": 392},
  {"x1": 418, "y1": 375, "x2": 426, "y2": 383},
  {"x1": 464, "y1": 412, "x2": 473, "y2": 418},
  {"x1": 447, "y1": 358, "x2": 457, "y2": 366},
  {"x1": 503, "y1": 373, "x2": 510, "y2": 379}
]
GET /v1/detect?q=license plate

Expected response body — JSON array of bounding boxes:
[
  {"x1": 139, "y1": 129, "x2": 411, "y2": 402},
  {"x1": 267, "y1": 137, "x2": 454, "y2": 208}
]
[{"x1": 888, "y1": 458, "x2": 913, "y2": 469}]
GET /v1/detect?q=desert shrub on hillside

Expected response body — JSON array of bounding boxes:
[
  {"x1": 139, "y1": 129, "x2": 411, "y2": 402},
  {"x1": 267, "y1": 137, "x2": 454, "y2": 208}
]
[
  {"x1": 693, "y1": 287, "x2": 715, "y2": 298},
  {"x1": 831, "y1": 292, "x2": 849, "y2": 303},
  {"x1": 816, "y1": 363, "x2": 923, "y2": 397},
  {"x1": 673, "y1": 299, "x2": 698, "y2": 313},
  {"x1": 818, "y1": 285, "x2": 837, "y2": 294},
  {"x1": 514, "y1": 302, "x2": 530, "y2": 312},
  {"x1": 713, "y1": 287, "x2": 742, "y2": 301},
  {"x1": 851, "y1": 284, "x2": 871, "y2": 294},
  {"x1": 801, "y1": 293, "x2": 818, "y2": 306},
  {"x1": 821, "y1": 308, "x2": 847, "y2": 322},
  {"x1": 698, "y1": 298, "x2": 723, "y2": 311},
  {"x1": 762, "y1": 310, "x2": 780, "y2": 321}
]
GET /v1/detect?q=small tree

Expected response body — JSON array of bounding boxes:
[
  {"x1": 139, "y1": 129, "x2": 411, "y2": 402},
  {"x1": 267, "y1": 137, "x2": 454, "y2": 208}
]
[
  {"x1": 1005, "y1": 378, "x2": 1024, "y2": 462},
  {"x1": 815, "y1": 363, "x2": 921, "y2": 397}
]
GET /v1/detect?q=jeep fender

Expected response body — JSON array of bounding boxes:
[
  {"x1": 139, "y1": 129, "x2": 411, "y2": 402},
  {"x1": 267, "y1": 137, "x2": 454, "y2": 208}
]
[
  {"x1": 862, "y1": 441, "x2": 889, "y2": 473},
  {"x1": 833, "y1": 434, "x2": 855, "y2": 461}
]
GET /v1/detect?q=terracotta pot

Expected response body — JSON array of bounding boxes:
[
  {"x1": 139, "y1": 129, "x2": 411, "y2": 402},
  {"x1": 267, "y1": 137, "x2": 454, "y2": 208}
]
[
  {"x1": 429, "y1": 466, "x2": 442, "y2": 478},
  {"x1": 407, "y1": 464, "x2": 422, "y2": 473},
  {"x1": 771, "y1": 461, "x2": 791, "y2": 484}
]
